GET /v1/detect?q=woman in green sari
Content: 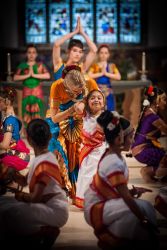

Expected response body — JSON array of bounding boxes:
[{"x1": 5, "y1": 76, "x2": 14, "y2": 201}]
[{"x1": 13, "y1": 44, "x2": 50, "y2": 127}]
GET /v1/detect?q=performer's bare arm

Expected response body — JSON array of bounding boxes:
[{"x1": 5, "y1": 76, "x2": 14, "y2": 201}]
[
  {"x1": 78, "y1": 18, "x2": 97, "y2": 73},
  {"x1": 52, "y1": 18, "x2": 80, "y2": 71}
]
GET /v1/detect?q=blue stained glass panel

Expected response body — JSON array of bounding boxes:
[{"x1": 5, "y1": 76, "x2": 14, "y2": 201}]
[
  {"x1": 96, "y1": 0, "x2": 117, "y2": 44},
  {"x1": 49, "y1": 0, "x2": 70, "y2": 43},
  {"x1": 120, "y1": 0, "x2": 141, "y2": 43},
  {"x1": 25, "y1": 0, "x2": 46, "y2": 44},
  {"x1": 72, "y1": 0, "x2": 94, "y2": 42}
]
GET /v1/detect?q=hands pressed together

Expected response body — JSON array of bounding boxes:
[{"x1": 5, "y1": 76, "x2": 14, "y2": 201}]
[{"x1": 74, "y1": 16, "x2": 85, "y2": 36}]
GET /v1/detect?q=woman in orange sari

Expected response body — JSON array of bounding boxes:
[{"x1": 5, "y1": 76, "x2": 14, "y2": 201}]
[{"x1": 49, "y1": 65, "x2": 98, "y2": 201}]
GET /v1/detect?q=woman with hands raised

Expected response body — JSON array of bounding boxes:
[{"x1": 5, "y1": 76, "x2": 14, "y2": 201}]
[{"x1": 52, "y1": 16, "x2": 97, "y2": 80}]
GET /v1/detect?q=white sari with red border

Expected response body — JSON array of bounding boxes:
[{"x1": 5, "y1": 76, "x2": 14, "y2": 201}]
[
  {"x1": 84, "y1": 152, "x2": 157, "y2": 241},
  {"x1": 0, "y1": 152, "x2": 69, "y2": 236},
  {"x1": 75, "y1": 114, "x2": 107, "y2": 208}
]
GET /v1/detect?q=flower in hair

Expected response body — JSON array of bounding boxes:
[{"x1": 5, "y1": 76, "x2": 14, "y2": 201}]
[
  {"x1": 143, "y1": 99, "x2": 150, "y2": 107},
  {"x1": 107, "y1": 117, "x2": 119, "y2": 131},
  {"x1": 62, "y1": 65, "x2": 81, "y2": 79},
  {"x1": 112, "y1": 111, "x2": 120, "y2": 119},
  {"x1": 147, "y1": 86, "x2": 154, "y2": 96}
]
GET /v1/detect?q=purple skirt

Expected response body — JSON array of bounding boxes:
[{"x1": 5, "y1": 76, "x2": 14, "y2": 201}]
[{"x1": 134, "y1": 147, "x2": 165, "y2": 169}]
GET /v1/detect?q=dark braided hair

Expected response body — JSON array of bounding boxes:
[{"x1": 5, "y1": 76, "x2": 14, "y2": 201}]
[{"x1": 134, "y1": 86, "x2": 165, "y2": 138}]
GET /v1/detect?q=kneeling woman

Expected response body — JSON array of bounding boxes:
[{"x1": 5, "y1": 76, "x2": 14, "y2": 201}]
[
  {"x1": 0, "y1": 119, "x2": 69, "y2": 248},
  {"x1": 0, "y1": 87, "x2": 30, "y2": 187},
  {"x1": 84, "y1": 111, "x2": 158, "y2": 249},
  {"x1": 131, "y1": 86, "x2": 167, "y2": 183}
]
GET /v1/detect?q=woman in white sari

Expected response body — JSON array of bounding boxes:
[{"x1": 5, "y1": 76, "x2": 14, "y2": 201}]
[
  {"x1": 0, "y1": 119, "x2": 69, "y2": 248},
  {"x1": 84, "y1": 111, "x2": 159, "y2": 249},
  {"x1": 75, "y1": 90, "x2": 107, "y2": 208}
]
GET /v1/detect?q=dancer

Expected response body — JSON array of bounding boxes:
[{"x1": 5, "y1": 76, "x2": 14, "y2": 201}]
[
  {"x1": 131, "y1": 86, "x2": 167, "y2": 183},
  {"x1": 0, "y1": 87, "x2": 30, "y2": 193},
  {"x1": 0, "y1": 119, "x2": 69, "y2": 249},
  {"x1": 49, "y1": 65, "x2": 98, "y2": 201},
  {"x1": 52, "y1": 16, "x2": 97, "y2": 79},
  {"x1": 84, "y1": 110, "x2": 158, "y2": 249},
  {"x1": 46, "y1": 16, "x2": 97, "y2": 196},
  {"x1": 13, "y1": 44, "x2": 50, "y2": 127},
  {"x1": 88, "y1": 44, "x2": 121, "y2": 111},
  {"x1": 75, "y1": 90, "x2": 107, "y2": 208}
]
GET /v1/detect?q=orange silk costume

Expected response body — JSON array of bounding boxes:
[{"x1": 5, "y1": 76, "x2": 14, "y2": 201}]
[{"x1": 50, "y1": 77, "x2": 98, "y2": 199}]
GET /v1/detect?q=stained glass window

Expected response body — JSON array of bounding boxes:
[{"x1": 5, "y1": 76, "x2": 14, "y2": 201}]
[
  {"x1": 96, "y1": 0, "x2": 117, "y2": 44},
  {"x1": 25, "y1": 0, "x2": 141, "y2": 45},
  {"x1": 120, "y1": 0, "x2": 141, "y2": 43},
  {"x1": 72, "y1": 0, "x2": 94, "y2": 42},
  {"x1": 25, "y1": 0, "x2": 46, "y2": 44},
  {"x1": 49, "y1": 0, "x2": 70, "y2": 43}
]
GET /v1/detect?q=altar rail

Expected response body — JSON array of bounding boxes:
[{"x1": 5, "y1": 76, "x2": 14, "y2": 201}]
[
  {"x1": 0, "y1": 80, "x2": 151, "y2": 127},
  {"x1": 0, "y1": 80, "x2": 151, "y2": 93}
]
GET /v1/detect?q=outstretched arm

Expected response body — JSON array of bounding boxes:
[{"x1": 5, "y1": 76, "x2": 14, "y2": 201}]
[
  {"x1": 79, "y1": 17, "x2": 97, "y2": 73},
  {"x1": 52, "y1": 18, "x2": 80, "y2": 71},
  {"x1": 50, "y1": 102, "x2": 84, "y2": 123}
]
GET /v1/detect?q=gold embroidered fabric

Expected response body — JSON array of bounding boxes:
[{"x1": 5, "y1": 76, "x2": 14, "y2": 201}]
[{"x1": 59, "y1": 117, "x2": 83, "y2": 143}]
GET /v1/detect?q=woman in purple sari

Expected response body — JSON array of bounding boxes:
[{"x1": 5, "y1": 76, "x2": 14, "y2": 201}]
[{"x1": 131, "y1": 86, "x2": 167, "y2": 183}]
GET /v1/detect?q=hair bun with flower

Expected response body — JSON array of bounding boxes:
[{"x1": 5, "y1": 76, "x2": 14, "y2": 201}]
[
  {"x1": 143, "y1": 99, "x2": 150, "y2": 107},
  {"x1": 107, "y1": 111, "x2": 120, "y2": 131},
  {"x1": 146, "y1": 86, "x2": 155, "y2": 97},
  {"x1": 62, "y1": 65, "x2": 81, "y2": 79}
]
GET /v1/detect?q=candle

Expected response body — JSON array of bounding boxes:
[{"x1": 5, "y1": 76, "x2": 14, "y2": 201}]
[
  {"x1": 7, "y1": 53, "x2": 11, "y2": 74},
  {"x1": 142, "y1": 52, "x2": 146, "y2": 72}
]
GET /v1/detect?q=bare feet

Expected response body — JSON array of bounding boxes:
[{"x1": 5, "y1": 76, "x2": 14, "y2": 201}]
[{"x1": 140, "y1": 167, "x2": 157, "y2": 183}]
